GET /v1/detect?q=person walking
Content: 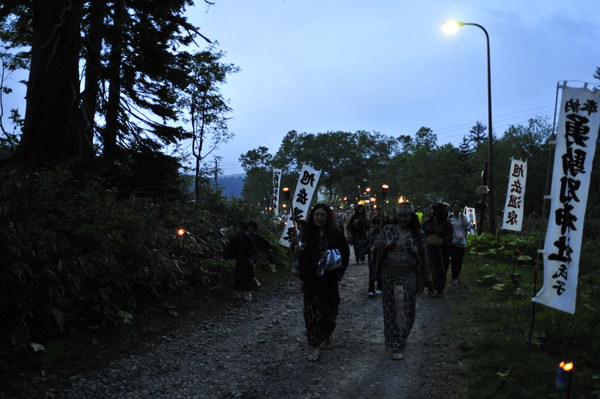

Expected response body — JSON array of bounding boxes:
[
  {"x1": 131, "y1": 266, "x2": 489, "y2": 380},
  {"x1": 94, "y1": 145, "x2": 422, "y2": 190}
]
[
  {"x1": 422, "y1": 203, "x2": 453, "y2": 296},
  {"x1": 247, "y1": 221, "x2": 274, "y2": 288},
  {"x1": 366, "y1": 207, "x2": 384, "y2": 298},
  {"x1": 223, "y1": 222, "x2": 258, "y2": 302},
  {"x1": 449, "y1": 201, "x2": 470, "y2": 285},
  {"x1": 375, "y1": 202, "x2": 431, "y2": 360},
  {"x1": 349, "y1": 204, "x2": 369, "y2": 263},
  {"x1": 298, "y1": 203, "x2": 350, "y2": 361}
]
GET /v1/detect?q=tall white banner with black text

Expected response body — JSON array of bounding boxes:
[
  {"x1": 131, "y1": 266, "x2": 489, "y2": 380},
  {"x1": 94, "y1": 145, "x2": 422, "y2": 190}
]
[
  {"x1": 533, "y1": 84, "x2": 600, "y2": 314},
  {"x1": 279, "y1": 164, "x2": 321, "y2": 247},
  {"x1": 272, "y1": 168, "x2": 282, "y2": 213},
  {"x1": 501, "y1": 159, "x2": 527, "y2": 232}
]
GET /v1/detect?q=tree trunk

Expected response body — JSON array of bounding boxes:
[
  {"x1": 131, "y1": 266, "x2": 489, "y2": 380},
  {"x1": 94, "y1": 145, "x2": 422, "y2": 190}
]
[
  {"x1": 80, "y1": 0, "x2": 106, "y2": 156},
  {"x1": 103, "y1": 0, "x2": 124, "y2": 160},
  {"x1": 16, "y1": 0, "x2": 85, "y2": 165}
]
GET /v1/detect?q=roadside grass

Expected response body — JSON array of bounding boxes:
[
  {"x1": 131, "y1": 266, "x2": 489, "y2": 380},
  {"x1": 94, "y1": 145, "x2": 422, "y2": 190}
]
[{"x1": 445, "y1": 255, "x2": 600, "y2": 399}]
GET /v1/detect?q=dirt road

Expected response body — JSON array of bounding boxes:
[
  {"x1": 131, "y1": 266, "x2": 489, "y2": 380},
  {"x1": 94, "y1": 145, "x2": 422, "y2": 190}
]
[{"x1": 50, "y1": 253, "x2": 464, "y2": 399}]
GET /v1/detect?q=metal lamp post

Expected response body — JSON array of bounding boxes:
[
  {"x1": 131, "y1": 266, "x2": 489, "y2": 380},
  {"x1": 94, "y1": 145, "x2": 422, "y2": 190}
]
[{"x1": 442, "y1": 20, "x2": 496, "y2": 234}]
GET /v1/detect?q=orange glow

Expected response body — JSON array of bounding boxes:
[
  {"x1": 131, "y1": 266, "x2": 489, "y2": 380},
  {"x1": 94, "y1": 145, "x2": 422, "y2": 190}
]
[
  {"x1": 370, "y1": 197, "x2": 376, "y2": 202},
  {"x1": 382, "y1": 184, "x2": 389, "y2": 189},
  {"x1": 366, "y1": 187, "x2": 371, "y2": 192},
  {"x1": 282, "y1": 203, "x2": 287, "y2": 208},
  {"x1": 282, "y1": 187, "x2": 289, "y2": 192},
  {"x1": 398, "y1": 195, "x2": 406, "y2": 204},
  {"x1": 177, "y1": 228, "x2": 186, "y2": 236},
  {"x1": 560, "y1": 362, "x2": 574, "y2": 371}
]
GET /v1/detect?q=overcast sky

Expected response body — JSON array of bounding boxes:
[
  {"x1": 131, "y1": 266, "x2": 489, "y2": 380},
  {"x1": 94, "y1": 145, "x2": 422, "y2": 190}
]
[
  {"x1": 2, "y1": 1, "x2": 598, "y2": 175},
  {"x1": 187, "y1": 0, "x2": 600, "y2": 175}
]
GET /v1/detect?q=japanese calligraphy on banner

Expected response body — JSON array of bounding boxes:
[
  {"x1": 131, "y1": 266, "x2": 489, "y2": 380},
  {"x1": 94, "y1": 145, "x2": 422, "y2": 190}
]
[
  {"x1": 272, "y1": 168, "x2": 282, "y2": 213},
  {"x1": 501, "y1": 159, "x2": 527, "y2": 231},
  {"x1": 533, "y1": 84, "x2": 600, "y2": 314},
  {"x1": 278, "y1": 164, "x2": 321, "y2": 247}
]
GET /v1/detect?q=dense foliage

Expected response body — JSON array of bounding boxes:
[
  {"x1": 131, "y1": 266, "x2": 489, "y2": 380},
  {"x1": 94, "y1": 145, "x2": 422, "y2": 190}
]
[{"x1": 0, "y1": 163, "x2": 287, "y2": 366}]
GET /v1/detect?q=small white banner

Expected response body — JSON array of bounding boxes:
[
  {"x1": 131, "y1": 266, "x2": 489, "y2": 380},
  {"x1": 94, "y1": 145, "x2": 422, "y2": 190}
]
[
  {"x1": 533, "y1": 84, "x2": 600, "y2": 314},
  {"x1": 272, "y1": 168, "x2": 282, "y2": 213},
  {"x1": 464, "y1": 206, "x2": 476, "y2": 233},
  {"x1": 501, "y1": 159, "x2": 527, "y2": 231},
  {"x1": 279, "y1": 164, "x2": 321, "y2": 247}
]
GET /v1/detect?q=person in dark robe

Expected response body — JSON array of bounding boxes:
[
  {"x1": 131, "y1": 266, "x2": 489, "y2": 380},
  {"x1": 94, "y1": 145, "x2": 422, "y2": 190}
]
[
  {"x1": 349, "y1": 204, "x2": 369, "y2": 263},
  {"x1": 375, "y1": 202, "x2": 431, "y2": 360},
  {"x1": 223, "y1": 222, "x2": 258, "y2": 302},
  {"x1": 422, "y1": 202, "x2": 453, "y2": 296},
  {"x1": 298, "y1": 203, "x2": 350, "y2": 361},
  {"x1": 247, "y1": 221, "x2": 274, "y2": 288}
]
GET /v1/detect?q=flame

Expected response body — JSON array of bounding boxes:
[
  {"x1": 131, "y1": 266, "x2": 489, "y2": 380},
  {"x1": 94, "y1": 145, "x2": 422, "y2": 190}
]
[
  {"x1": 560, "y1": 362, "x2": 574, "y2": 371},
  {"x1": 177, "y1": 228, "x2": 186, "y2": 236},
  {"x1": 398, "y1": 195, "x2": 406, "y2": 204}
]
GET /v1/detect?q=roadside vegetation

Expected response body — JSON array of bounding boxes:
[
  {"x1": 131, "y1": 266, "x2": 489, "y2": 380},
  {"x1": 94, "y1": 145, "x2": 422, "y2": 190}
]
[{"x1": 444, "y1": 232, "x2": 600, "y2": 398}]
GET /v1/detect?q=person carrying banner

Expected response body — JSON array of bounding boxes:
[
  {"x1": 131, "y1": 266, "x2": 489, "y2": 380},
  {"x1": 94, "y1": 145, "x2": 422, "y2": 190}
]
[
  {"x1": 374, "y1": 201, "x2": 431, "y2": 360},
  {"x1": 298, "y1": 203, "x2": 350, "y2": 361},
  {"x1": 422, "y1": 202, "x2": 453, "y2": 296},
  {"x1": 449, "y1": 201, "x2": 470, "y2": 285}
]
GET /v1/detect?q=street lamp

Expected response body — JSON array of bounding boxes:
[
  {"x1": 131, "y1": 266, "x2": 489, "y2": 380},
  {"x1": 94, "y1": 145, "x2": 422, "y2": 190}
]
[{"x1": 442, "y1": 20, "x2": 496, "y2": 234}]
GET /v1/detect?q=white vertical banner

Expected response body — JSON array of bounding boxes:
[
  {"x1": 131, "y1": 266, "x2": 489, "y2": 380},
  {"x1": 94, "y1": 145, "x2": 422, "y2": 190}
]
[
  {"x1": 533, "y1": 84, "x2": 600, "y2": 314},
  {"x1": 464, "y1": 206, "x2": 476, "y2": 233},
  {"x1": 279, "y1": 164, "x2": 321, "y2": 247},
  {"x1": 272, "y1": 168, "x2": 282, "y2": 213},
  {"x1": 501, "y1": 159, "x2": 527, "y2": 231}
]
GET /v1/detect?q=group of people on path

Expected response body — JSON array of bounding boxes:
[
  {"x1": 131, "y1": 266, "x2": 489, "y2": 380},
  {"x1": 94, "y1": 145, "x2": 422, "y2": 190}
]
[
  {"x1": 223, "y1": 200, "x2": 470, "y2": 362},
  {"x1": 297, "y1": 200, "x2": 470, "y2": 362}
]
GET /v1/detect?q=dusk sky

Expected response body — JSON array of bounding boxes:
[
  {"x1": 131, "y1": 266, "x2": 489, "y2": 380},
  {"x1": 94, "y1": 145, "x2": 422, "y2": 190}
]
[
  {"x1": 2, "y1": 1, "x2": 599, "y2": 175},
  {"x1": 188, "y1": 0, "x2": 600, "y2": 174}
]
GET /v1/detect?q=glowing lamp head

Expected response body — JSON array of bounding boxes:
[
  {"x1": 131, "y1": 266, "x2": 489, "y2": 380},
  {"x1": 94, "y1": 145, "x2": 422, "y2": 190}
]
[
  {"x1": 441, "y1": 20, "x2": 461, "y2": 35},
  {"x1": 177, "y1": 228, "x2": 186, "y2": 236},
  {"x1": 559, "y1": 361, "x2": 574, "y2": 372}
]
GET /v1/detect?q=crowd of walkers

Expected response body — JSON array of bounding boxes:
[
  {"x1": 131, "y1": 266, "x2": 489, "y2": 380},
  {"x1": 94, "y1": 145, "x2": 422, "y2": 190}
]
[{"x1": 223, "y1": 200, "x2": 471, "y2": 362}]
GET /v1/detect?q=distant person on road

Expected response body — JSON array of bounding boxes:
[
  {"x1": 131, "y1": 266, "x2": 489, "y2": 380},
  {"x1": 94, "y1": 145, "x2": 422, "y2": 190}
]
[
  {"x1": 335, "y1": 207, "x2": 345, "y2": 233},
  {"x1": 223, "y1": 222, "x2": 258, "y2": 302},
  {"x1": 375, "y1": 202, "x2": 431, "y2": 360},
  {"x1": 298, "y1": 203, "x2": 350, "y2": 361},
  {"x1": 449, "y1": 201, "x2": 470, "y2": 285},
  {"x1": 349, "y1": 204, "x2": 369, "y2": 263},
  {"x1": 422, "y1": 202, "x2": 453, "y2": 296},
  {"x1": 343, "y1": 207, "x2": 354, "y2": 244},
  {"x1": 366, "y1": 207, "x2": 384, "y2": 298}
]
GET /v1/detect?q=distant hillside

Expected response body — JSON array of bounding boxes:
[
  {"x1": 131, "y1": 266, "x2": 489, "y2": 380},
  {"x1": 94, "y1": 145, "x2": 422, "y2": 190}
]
[{"x1": 217, "y1": 173, "x2": 245, "y2": 198}]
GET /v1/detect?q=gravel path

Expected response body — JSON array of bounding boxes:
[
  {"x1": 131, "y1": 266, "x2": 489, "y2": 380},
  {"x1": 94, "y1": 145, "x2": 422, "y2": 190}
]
[{"x1": 46, "y1": 253, "x2": 462, "y2": 399}]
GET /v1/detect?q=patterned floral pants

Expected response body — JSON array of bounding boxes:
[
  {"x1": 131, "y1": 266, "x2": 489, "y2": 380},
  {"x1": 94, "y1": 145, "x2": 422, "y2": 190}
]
[
  {"x1": 302, "y1": 272, "x2": 340, "y2": 348},
  {"x1": 381, "y1": 267, "x2": 417, "y2": 348}
]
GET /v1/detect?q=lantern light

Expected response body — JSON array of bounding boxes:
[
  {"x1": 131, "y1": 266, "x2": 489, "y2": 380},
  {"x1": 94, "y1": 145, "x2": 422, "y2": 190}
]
[{"x1": 556, "y1": 361, "x2": 574, "y2": 391}]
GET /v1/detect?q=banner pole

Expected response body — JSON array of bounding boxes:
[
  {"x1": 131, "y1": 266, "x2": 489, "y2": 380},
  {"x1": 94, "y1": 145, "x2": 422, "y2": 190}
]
[{"x1": 528, "y1": 81, "x2": 563, "y2": 348}]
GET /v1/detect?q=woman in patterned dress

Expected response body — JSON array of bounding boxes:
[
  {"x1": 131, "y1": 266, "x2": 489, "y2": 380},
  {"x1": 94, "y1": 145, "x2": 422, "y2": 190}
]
[
  {"x1": 299, "y1": 203, "x2": 350, "y2": 361},
  {"x1": 375, "y1": 202, "x2": 431, "y2": 360}
]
